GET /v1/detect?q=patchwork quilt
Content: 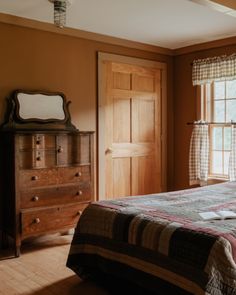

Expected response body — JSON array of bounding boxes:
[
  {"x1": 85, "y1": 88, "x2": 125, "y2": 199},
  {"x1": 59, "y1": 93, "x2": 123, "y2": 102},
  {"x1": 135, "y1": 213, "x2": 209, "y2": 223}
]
[{"x1": 67, "y1": 182, "x2": 236, "y2": 295}]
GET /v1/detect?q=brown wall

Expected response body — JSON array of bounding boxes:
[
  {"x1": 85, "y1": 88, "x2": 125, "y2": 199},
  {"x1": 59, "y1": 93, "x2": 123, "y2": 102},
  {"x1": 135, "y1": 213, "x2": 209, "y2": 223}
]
[
  {"x1": 1, "y1": 14, "x2": 236, "y2": 201},
  {"x1": 1, "y1": 19, "x2": 235, "y2": 194},
  {"x1": 174, "y1": 44, "x2": 236, "y2": 190},
  {"x1": 0, "y1": 22, "x2": 174, "y2": 191}
]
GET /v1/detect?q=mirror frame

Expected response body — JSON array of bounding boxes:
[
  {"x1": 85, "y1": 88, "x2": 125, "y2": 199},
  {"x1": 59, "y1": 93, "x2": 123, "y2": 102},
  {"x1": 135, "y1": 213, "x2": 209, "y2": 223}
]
[
  {"x1": 14, "y1": 90, "x2": 67, "y2": 123},
  {"x1": 2, "y1": 90, "x2": 77, "y2": 131}
]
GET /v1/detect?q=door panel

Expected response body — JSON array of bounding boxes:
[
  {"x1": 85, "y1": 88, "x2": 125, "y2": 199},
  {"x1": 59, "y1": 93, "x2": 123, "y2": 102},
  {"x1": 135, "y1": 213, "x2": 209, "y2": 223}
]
[
  {"x1": 113, "y1": 72, "x2": 131, "y2": 90},
  {"x1": 113, "y1": 98, "x2": 131, "y2": 143},
  {"x1": 132, "y1": 156, "x2": 156, "y2": 195},
  {"x1": 100, "y1": 58, "x2": 163, "y2": 200},
  {"x1": 132, "y1": 98, "x2": 155, "y2": 143},
  {"x1": 113, "y1": 158, "x2": 131, "y2": 198},
  {"x1": 132, "y1": 74, "x2": 155, "y2": 92}
]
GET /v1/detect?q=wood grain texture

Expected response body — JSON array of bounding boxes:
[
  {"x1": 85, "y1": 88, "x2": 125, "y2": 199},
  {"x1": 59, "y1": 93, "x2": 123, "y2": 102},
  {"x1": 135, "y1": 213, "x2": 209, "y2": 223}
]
[
  {"x1": 113, "y1": 158, "x2": 131, "y2": 198},
  {"x1": 21, "y1": 204, "x2": 87, "y2": 238},
  {"x1": 132, "y1": 156, "x2": 158, "y2": 195},
  {"x1": 112, "y1": 72, "x2": 131, "y2": 90},
  {"x1": 58, "y1": 166, "x2": 91, "y2": 184},
  {"x1": 1, "y1": 132, "x2": 94, "y2": 256},
  {"x1": 132, "y1": 74, "x2": 155, "y2": 92},
  {"x1": 0, "y1": 235, "x2": 109, "y2": 295},
  {"x1": 102, "y1": 61, "x2": 162, "y2": 199},
  {"x1": 19, "y1": 134, "x2": 56, "y2": 150},
  {"x1": 19, "y1": 168, "x2": 59, "y2": 189},
  {"x1": 111, "y1": 143, "x2": 155, "y2": 158},
  {"x1": 20, "y1": 184, "x2": 91, "y2": 209},
  {"x1": 113, "y1": 98, "x2": 131, "y2": 143}
]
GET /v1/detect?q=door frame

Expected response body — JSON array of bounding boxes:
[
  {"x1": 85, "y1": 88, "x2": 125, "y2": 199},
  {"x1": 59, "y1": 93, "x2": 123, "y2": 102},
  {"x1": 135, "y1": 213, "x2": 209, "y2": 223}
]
[{"x1": 98, "y1": 52, "x2": 167, "y2": 200}]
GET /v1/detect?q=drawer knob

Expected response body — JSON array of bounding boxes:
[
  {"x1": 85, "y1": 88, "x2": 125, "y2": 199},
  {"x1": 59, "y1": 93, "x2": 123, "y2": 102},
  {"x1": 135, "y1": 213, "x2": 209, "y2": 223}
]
[
  {"x1": 36, "y1": 156, "x2": 41, "y2": 161},
  {"x1": 34, "y1": 218, "x2": 40, "y2": 224},
  {"x1": 75, "y1": 172, "x2": 82, "y2": 177},
  {"x1": 77, "y1": 211, "x2": 82, "y2": 216},
  {"x1": 31, "y1": 176, "x2": 39, "y2": 181},
  {"x1": 76, "y1": 190, "x2": 83, "y2": 196},
  {"x1": 32, "y1": 196, "x2": 39, "y2": 202},
  {"x1": 36, "y1": 136, "x2": 41, "y2": 145},
  {"x1": 57, "y1": 146, "x2": 63, "y2": 153}
]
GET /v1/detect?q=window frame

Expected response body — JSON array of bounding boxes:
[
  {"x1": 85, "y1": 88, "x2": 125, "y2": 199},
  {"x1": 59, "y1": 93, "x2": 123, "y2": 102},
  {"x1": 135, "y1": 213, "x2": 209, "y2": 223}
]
[{"x1": 198, "y1": 82, "x2": 234, "y2": 181}]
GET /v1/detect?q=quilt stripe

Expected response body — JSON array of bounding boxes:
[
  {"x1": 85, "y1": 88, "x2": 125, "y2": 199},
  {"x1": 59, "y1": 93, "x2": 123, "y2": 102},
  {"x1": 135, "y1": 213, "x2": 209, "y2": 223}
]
[{"x1": 67, "y1": 182, "x2": 236, "y2": 295}]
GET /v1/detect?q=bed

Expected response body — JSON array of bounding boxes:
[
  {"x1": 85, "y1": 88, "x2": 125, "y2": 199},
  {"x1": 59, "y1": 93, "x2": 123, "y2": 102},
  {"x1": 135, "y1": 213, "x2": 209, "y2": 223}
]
[{"x1": 67, "y1": 182, "x2": 236, "y2": 295}]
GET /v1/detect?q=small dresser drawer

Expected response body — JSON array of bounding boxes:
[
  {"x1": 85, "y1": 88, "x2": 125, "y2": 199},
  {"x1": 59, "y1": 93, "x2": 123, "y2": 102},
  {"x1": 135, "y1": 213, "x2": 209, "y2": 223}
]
[
  {"x1": 19, "y1": 150, "x2": 56, "y2": 169},
  {"x1": 58, "y1": 166, "x2": 90, "y2": 184},
  {"x1": 19, "y1": 168, "x2": 58, "y2": 188},
  {"x1": 20, "y1": 184, "x2": 91, "y2": 209},
  {"x1": 21, "y1": 203, "x2": 88, "y2": 237},
  {"x1": 19, "y1": 134, "x2": 56, "y2": 150}
]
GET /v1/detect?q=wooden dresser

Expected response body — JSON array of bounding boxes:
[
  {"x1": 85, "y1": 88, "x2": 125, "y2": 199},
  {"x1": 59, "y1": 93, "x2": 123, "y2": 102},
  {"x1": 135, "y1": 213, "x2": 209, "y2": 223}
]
[{"x1": 1, "y1": 90, "x2": 94, "y2": 257}]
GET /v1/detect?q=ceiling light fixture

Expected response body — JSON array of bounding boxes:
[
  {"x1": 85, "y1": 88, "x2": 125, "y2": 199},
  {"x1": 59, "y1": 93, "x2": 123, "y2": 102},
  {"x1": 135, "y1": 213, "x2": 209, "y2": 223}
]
[{"x1": 48, "y1": 0, "x2": 72, "y2": 28}]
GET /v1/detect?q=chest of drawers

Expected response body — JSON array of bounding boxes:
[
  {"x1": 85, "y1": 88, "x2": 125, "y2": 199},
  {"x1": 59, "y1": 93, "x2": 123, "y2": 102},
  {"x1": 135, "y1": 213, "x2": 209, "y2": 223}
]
[{"x1": 1, "y1": 131, "x2": 94, "y2": 256}]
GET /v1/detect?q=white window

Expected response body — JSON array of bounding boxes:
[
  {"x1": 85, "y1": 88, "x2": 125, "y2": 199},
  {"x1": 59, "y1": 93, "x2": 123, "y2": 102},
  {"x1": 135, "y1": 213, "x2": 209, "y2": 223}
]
[{"x1": 200, "y1": 80, "x2": 236, "y2": 179}]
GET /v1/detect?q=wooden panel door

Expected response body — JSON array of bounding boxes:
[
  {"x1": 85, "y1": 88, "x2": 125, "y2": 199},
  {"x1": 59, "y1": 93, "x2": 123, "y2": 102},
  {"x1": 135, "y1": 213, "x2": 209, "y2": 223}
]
[{"x1": 99, "y1": 56, "x2": 165, "y2": 200}]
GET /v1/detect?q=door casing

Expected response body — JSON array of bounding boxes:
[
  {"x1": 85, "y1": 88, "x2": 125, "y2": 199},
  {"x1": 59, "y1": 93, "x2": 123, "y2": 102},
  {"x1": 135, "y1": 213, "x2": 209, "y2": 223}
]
[{"x1": 98, "y1": 52, "x2": 167, "y2": 200}]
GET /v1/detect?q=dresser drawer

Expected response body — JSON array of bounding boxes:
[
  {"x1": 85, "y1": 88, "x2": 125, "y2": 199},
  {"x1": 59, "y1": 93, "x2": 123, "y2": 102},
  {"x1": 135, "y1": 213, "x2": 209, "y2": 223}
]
[
  {"x1": 58, "y1": 166, "x2": 90, "y2": 184},
  {"x1": 21, "y1": 203, "x2": 88, "y2": 237},
  {"x1": 19, "y1": 134, "x2": 56, "y2": 150},
  {"x1": 19, "y1": 150, "x2": 56, "y2": 169},
  {"x1": 19, "y1": 166, "x2": 91, "y2": 188},
  {"x1": 19, "y1": 168, "x2": 58, "y2": 188},
  {"x1": 20, "y1": 184, "x2": 91, "y2": 209}
]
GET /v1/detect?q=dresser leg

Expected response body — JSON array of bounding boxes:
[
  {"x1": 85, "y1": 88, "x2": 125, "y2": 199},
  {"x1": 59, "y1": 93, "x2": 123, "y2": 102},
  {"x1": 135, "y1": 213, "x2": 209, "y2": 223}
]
[
  {"x1": 15, "y1": 246, "x2": 21, "y2": 257},
  {"x1": 15, "y1": 239, "x2": 21, "y2": 257}
]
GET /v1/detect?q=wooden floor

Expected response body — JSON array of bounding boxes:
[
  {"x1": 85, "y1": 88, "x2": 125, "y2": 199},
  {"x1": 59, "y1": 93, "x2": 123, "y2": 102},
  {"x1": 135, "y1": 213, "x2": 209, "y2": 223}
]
[{"x1": 0, "y1": 234, "x2": 110, "y2": 295}]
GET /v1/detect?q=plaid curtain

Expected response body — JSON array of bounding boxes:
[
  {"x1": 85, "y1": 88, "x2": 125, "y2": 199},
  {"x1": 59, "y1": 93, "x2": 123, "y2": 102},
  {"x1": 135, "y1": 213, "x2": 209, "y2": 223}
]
[
  {"x1": 192, "y1": 54, "x2": 236, "y2": 86},
  {"x1": 229, "y1": 126, "x2": 236, "y2": 181},
  {"x1": 189, "y1": 123, "x2": 209, "y2": 186}
]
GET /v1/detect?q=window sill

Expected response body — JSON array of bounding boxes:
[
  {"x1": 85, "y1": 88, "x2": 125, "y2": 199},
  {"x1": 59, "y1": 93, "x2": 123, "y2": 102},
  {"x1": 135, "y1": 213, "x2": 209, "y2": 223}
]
[{"x1": 207, "y1": 177, "x2": 228, "y2": 185}]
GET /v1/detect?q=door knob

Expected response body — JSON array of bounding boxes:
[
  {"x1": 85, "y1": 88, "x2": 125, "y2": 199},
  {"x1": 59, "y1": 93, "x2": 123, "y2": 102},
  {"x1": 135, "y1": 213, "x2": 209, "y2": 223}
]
[{"x1": 105, "y1": 147, "x2": 113, "y2": 154}]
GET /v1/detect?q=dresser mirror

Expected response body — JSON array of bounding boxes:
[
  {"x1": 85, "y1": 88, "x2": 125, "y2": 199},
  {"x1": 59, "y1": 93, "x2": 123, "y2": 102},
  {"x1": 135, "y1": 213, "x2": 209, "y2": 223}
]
[
  {"x1": 17, "y1": 92, "x2": 65, "y2": 121},
  {"x1": 2, "y1": 90, "x2": 76, "y2": 131}
]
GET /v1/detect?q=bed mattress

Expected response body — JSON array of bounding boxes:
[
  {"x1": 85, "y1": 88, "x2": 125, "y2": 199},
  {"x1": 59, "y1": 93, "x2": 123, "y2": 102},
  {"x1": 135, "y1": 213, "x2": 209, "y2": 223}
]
[{"x1": 67, "y1": 182, "x2": 236, "y2": 295}]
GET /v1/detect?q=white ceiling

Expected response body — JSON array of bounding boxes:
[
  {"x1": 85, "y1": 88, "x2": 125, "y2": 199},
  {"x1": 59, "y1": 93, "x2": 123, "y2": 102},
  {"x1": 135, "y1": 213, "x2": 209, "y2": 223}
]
[{"x1": 0, "y1": 0, "x2": 236, "y2": 49}]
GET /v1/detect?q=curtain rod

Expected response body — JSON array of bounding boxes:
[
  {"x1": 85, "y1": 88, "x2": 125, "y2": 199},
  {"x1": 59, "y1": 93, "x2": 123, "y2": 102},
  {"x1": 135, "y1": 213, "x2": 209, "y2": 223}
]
[{"x1": 187, "y1": 122, "x2": 236, "y2": 125}]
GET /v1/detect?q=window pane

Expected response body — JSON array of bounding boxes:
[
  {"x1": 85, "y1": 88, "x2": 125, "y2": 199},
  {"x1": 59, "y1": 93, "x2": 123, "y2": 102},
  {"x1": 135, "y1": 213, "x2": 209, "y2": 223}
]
[
  {"x1": 214, "y1": 100, "x2": 225, "y2": 122},
  {"x1": 226, "y1": 100, "x2": 236, "y2": 121},
  {"x1": 214, "y1": 81, "x2": 225, "y2": 99},
  {"x1": 212, "y1": 151, "x2": 223, "y2": 174},
  {"x1": 212, "y1": 127, "x2": 222, "y2": 150},
  {"x1": 224, "y1": 127, "x2": 231, "y2": 150},
  {"x1": 226, "y1": 80, "x2": 236, "y2": 99},
  {"x1": 224, "y1": 151, "x2": 230, "y2": 175}
]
